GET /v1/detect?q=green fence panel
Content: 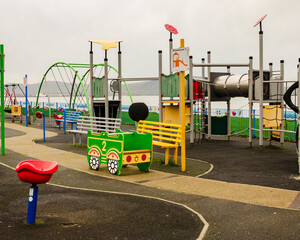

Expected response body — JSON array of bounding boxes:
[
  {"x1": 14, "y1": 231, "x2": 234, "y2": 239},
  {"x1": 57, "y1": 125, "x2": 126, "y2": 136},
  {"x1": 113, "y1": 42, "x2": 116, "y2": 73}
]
[
  {"x1": 93, "y1": 77, "x2": 105, "y2": 98},
  {"x1": 161, "y1": 73, "x2": 180, "y2": 97}
]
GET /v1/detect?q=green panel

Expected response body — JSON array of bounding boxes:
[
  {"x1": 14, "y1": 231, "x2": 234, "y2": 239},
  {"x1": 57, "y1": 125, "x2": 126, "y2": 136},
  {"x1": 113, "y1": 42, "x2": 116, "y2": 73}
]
[
  {"x1": 205, "y1": 116, "x2": 228, "y2": 135},
  {"x1": 123, "y1": 131, "x2": 153, "y2": 172},
  {"x1": 121, "y1": 111, "x2": 159, "y2": 125},
  {"x1": 123, "y1": 131, "x2": 152, "y2": 152},
  {"x1": 87, "y1": 131, "x2": 124, "y2": 159},
  {"x1": 93, "y1": 77, "x2": 105, "y2": 98},
  {"x1": 161, "y1": 73, "x2": 180, "y2": 97}
]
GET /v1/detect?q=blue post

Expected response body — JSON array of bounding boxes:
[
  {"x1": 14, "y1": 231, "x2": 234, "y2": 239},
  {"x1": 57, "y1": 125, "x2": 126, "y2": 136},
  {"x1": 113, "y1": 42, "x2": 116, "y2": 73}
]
[
  {"x1": 63, "y1": 110, "x2": 66, "y2": 134},
  {"x1": 56, "y1": 102, "x2": 58, "y2": 115},
  {"x1": 27, "y1": 185, "x2": 38, "y2": 224},
  {"x1": 25, "y1": 75, "x2": 28, "y2": 127},
  {"x1": 253, "y1": 109, "x2": 256, "y2": 138},
  {"x1": 43, "y1": 103, "x2": 45, "y2": 141}
]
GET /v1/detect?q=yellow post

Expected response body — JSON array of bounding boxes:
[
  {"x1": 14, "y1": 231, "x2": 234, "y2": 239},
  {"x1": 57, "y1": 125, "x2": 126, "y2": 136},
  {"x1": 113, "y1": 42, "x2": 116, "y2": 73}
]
[{"x1": 180, "y1": 39, "x2": 186, "y2": 172}]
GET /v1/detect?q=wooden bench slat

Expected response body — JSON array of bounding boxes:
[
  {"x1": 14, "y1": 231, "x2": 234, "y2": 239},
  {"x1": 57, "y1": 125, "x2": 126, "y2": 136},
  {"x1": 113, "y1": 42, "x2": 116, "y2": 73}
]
[
  {"x1": 79, "y1": 116, "x2": 119, "y2": 120},
  {"x1": 67, "y1": 130, "x2": 87, "y2": 134},
  {"x1": 78, "y1": 126, "x2": 118, "y2": 131},
  {"x1": 79, "y1": 118, "x2": 121, "y2": 123}
]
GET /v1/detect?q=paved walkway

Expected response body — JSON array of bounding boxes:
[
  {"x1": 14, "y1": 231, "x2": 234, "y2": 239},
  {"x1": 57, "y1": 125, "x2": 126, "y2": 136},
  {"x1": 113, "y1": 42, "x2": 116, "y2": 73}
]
[{"x1": 4, "y1": 122, "x2": 300, "y2": 210}]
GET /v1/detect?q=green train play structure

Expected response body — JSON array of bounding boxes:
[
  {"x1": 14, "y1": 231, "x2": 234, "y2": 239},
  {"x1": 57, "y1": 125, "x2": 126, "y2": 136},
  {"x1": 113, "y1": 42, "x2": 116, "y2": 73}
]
[
  {"x1": 87, "y1": 103, "x2": 152, "y2": 176},
  {"x1": 87, "y1": 130, "x2": 152, "y2": 175}
]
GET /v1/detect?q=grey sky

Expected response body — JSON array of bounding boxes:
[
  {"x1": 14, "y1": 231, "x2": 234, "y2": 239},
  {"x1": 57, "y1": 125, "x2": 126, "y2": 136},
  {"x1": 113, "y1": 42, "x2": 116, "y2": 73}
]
[{"x1": 1, "y1": 0, "x2": 300, "y2": 85}]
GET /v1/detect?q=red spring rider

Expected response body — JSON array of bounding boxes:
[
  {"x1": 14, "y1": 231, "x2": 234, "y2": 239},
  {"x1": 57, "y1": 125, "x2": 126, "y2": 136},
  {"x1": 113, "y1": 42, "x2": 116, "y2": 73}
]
[{"x1": 16, "y1": 160, "x2": 58, "y2": 224}]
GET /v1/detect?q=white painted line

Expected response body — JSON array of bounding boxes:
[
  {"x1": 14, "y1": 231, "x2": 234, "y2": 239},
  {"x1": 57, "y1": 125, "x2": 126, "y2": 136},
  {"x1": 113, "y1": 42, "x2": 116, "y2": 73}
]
[
  {"x1": 196, "y1": 164, "x2": 214, "y2": 178},
  {"x1": 48, "y1": 182, "x2": 209, "y2": 240},
  {"x1": 0, "y1": 162, "x2": 15, "y2": 171}
]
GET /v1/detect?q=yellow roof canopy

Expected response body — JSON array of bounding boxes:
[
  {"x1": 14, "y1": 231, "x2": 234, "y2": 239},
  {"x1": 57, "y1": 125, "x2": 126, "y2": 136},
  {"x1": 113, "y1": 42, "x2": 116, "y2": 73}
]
[{"x1": 89, "y1": 40, "x2": 123, "y2": 50}]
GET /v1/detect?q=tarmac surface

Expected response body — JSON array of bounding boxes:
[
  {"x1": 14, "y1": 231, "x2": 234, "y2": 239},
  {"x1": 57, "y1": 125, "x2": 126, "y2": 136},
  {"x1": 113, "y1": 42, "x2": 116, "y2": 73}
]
[{"x1": 1, "y1": 118, "x2": 300, "y2": 239}]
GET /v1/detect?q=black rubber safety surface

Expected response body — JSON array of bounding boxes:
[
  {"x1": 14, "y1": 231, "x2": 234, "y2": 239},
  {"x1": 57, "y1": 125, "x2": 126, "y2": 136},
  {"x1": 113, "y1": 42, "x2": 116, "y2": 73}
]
[{"x1": 0, "y1": 164, "x2": 203, "y2": 240}]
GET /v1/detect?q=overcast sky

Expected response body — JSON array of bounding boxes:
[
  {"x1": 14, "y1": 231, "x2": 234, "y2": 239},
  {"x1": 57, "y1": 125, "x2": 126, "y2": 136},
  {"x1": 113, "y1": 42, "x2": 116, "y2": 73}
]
[{"x1": 1, "y1": 0, "x2": 300, "y2": 85}]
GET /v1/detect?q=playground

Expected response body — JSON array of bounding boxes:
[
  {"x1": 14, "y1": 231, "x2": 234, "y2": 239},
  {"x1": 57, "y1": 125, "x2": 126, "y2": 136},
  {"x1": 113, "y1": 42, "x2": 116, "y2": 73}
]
[
  {"x1": 1, "y1": 9, "x2": 300, "y2": 239},
  {"x1": 1, "y1": 118, "x2": 300, "y2": 239}
]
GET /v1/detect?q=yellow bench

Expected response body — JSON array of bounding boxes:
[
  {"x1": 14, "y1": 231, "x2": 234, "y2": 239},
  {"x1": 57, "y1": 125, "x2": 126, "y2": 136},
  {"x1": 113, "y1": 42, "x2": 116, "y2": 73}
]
[{"x1": 137, "y1": 120, "x2": 182, "y2": 165}]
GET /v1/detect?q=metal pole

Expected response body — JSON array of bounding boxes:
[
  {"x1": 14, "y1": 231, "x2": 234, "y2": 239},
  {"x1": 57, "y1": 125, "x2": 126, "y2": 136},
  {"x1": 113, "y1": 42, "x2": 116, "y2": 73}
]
[
  {"x1": 193, "y1": 63, "x2": 249, "y2": 67},
  {"x1": 269, "y1": 63, "x2": 273, "y2": 145},
  {"x1": 27, "y1": 185, "x2": 38, "y2": 224},
  {"x1": 253, "y1": 109, "x2": 256, "y2": 139},
  {"x1": 259, "y1": 30, "x2": 264, "y2": 150},
  {"x1": 48, "y1": 96, "x2": 51, "y2": 126},
  {"x1": 43, "y1": 102, "x2": 45, "y2": 141},
  {"x1": 0, "y1": 45, "x2": 4, "y2": 155},
  {"x1": 63, "y1": 108, "x2": 66, "y2": 134},
  {"x1": 104, "y1": 50, "x2": 109, "y2": 119},
  {"x1": 227, "y1": 64, "x2": 231, "y2": 140},
  {"x1": 169, "y1": 36, "x2": 173, "y2": 74},
  {"x1": 297, "y1": 59, "x2": 300, "y2": 173},
  {"x1": 201, "y1": 58, "x2": 205, "y2": 140},
  {"x1": 280, "y1": 60, "x2": 284, "y2": 146},
  {"x1": 248, "y1": 57, "x2": 254, "y2": 146},
  {"x1": 25, "y1": 75, "x2": 28, "y2": 127},
  {"x1": 207, "y1": 51, "x2": 211, "y2": 139},
  {"x1": 189, "y1": 56, "x2": 194, "y2": 144},
  {"x1": 227, "y1": 66, "x2": 230, "y2": 73},
  {"x1": 227, "y1": 99, "x2": 230, "y2": 140},
  {"x1": 180, "y1": 39, "x2": 186, "y2": 172},
  {"x1": 69, "y1": 72, "x2": 77, "y2": 110},
  {"x1": 118, "y1": 42, "x2": 122, "y2": 121},
  {"x1": 89, "y1": 42, "x2": 94, "y2": 117},
  {"x1": 158, "y1": 50, "x2": 163, "y2": 123}
]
